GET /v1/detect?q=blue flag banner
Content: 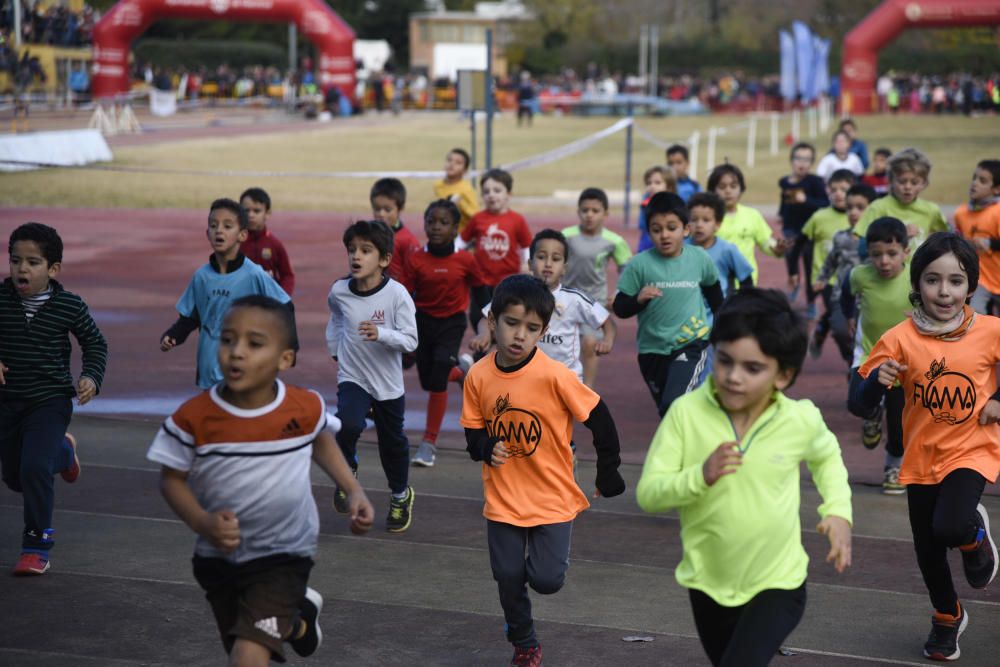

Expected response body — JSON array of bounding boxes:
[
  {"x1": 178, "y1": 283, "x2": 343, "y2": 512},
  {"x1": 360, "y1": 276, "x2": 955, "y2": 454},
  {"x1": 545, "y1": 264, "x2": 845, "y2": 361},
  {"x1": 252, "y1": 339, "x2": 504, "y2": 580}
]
[
  {"x1": 793, "y1": 21, "x2": 814, "y2": 102},
  {"x1": 780, "y1": 30, "x2": 796, "y2": 101},
  {"x1": 812, "y1": 36, "x2": 831, "y2": 98}
]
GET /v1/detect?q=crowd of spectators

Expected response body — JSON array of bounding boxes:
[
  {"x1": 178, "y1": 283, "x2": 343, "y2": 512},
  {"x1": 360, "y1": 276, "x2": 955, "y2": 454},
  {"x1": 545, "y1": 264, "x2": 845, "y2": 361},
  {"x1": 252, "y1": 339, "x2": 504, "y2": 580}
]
[
  {"x1": 1, "y1": 1, "x2": 97, "y2": 48},
  {"x1": 876, "y1": 72, "x2": 1000, "y2": 115}
]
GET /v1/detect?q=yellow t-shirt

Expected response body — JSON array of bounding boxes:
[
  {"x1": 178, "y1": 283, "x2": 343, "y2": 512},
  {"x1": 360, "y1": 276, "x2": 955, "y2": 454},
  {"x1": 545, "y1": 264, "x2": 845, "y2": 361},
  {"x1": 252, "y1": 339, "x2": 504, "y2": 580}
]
[
  {"x1": 716, "y1": 203, "x2": 777, "y2": 283},
  {"x1": 802, "y1": 207, "x2": 850, "y2": 285},
  {"x1": 460, "y1": 349, "x2": 599, "y2": 526},
  {"x1": 434, "y1": 178, "x2": 480, "y2": 231}
]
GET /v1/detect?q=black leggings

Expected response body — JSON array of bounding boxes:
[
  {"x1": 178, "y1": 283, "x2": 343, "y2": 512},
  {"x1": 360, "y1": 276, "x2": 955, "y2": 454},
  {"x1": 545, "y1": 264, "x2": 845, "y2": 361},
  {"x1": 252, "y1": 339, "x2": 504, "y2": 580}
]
[
  {"x1": 689, "y1": 583, "x2": 807, "y2": 667},
  {"x1": 907, "y1": 468, "x2": 987, "y2": 615},
  {"x1": 415, "y1": 311, "x2": 466, "y2": 392}
]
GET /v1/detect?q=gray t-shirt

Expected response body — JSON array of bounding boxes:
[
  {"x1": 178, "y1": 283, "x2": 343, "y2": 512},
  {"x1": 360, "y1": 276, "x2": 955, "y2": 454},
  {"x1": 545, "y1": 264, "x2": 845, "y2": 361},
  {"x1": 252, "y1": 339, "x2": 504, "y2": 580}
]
[{"x1": 562, "y1": 225, "x2": 633, "y2": 303}]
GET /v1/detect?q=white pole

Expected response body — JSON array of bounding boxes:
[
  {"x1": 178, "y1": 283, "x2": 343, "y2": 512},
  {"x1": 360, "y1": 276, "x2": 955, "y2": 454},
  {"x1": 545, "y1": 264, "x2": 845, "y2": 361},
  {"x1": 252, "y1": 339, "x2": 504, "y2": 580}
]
[
  {"x1": 791, "y1": 109, "x2": 800, "y2": 142},
  {"x1": 706, "y1": 127, "x2": 718, "y2": 173},
  {"x1": 770, "y1": 113, "x2": 779, "y2": 155},
  {"x1": 808, "y1": 105, "x2": 817, "y2": 138},
  {"x1": 746, "y1": 116, "x2": 757, "y2": 168},
  {"x1": 688, "y1": 130, "x2": 700, "y2": 179},
  {"x1": 649, "y1": 25, "x2": 659, "y2": 97},
  {"x1": 13, "y1": 0, "x2": 22, "y2": 48}
]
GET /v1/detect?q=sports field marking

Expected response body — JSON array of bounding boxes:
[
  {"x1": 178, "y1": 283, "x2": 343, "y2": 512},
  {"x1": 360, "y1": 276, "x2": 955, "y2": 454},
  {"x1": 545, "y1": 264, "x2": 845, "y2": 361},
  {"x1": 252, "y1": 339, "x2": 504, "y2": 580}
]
[{"x1": 0, "y1": 647, "x2": 150, "y2": 665}]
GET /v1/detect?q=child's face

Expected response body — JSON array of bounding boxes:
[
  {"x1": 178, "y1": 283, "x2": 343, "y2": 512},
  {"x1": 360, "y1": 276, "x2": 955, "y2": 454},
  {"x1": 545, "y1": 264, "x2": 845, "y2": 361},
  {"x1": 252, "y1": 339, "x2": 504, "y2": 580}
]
[
  {"x1": 530, "y1": 238, "x2": 567, "y2": 289},
  {"x1": 9, "y1": 240, "x2": 59, "y2": 297},
  {"x1": 868, "y1": 239, "x2": 909, "y2": 279},
  {"x1": 577, "y1": 198, "x2": 607, "y2": 234},
  {"x1": 371, "y1": 195, "x2": 401, "y2": 228},
  {"x1": 444, "y1": 151, "x2": 467, "y2": 180},
  {"x1": 649, "y1": 212, "x2": 688, "y2": 257},
  {"x1": 218, "y1": 306, "x2": 294, "y2": 402},
  {"x1": 890, "y1": 170, "x2": 926, "y2": 205},
  {"x1": 827, "y1": 180, "x2": 850, "y2": 210},
  {"x1": 645, "y1": 172, "x2": 668, "y2": 194},
  {"x1": 845, "y1": 194, "x2": 869, "y2": 227},
  {"x1": 240, "y1": 196, "x2": 269, "y2": 232},
  {"x1": 969, "y1": 167, "x2": 999, "y2": 202},
  {"x1": 790, "y1": 148, "x2": 814, "y2": 178},
  {"x1": 346, "y1": 237, "x2": 389, "y2": 284},
  {"x1": 481, "y1": 178, "x2": 511, "y2": 214},
  {"x1": 207, "y1": 208, "x2": 247, "y2": 259},
  {"x1": 666, "y1": 152, "x2": 689, "y2": 180},
  {"x1": 714, "y1": 173, "x2": 742, "y2": 209},
  {"x1": 712, "y1": 336, "x2": 793, "y2": 416},
  {"x1": 424, "y1": 207, "x2": 458, "y2": 246},
  {"x1": 833, "y1": 133, "x2": 851, "y2": 156},
  {"x1": 872, "y1": 153, "x2": 888, "y2": 173},
  {"x1": 687, "y1": 205, "x2": 719, "y2": 247},
  {"x1": 488, "y1": 303, "x2": 546, "y2": 367},
  {"x1": 918, "y1": 252, "x2": 970, "y2": 322}
]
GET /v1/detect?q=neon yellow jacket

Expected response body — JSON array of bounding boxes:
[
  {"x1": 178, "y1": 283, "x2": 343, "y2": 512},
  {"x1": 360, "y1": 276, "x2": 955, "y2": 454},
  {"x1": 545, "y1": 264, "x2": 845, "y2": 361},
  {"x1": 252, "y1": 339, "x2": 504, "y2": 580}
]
[{"x1": 636, "y1": 378, "x2": 852, "y2": 606}]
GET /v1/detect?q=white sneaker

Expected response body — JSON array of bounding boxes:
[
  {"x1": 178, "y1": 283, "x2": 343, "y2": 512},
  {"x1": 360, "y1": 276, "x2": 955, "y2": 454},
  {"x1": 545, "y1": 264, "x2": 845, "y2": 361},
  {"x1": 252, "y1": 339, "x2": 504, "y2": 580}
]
[
  {"x1": 458, "y1": 353, "x2": 475, "y2": 374},
  {"x1": 412, "y1": 440, "x2": 436, "y2": 467}
]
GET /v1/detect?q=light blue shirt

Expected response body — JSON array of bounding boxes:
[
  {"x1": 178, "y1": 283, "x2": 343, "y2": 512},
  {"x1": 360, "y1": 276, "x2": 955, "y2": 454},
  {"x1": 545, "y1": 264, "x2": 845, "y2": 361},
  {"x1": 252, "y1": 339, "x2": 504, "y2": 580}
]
[
  {"x1": 686, "y1": 237, "x2": 753, "y2": 297},
  {"x1": 177, "y1": 257, "x2": 290, "y2": 388}
]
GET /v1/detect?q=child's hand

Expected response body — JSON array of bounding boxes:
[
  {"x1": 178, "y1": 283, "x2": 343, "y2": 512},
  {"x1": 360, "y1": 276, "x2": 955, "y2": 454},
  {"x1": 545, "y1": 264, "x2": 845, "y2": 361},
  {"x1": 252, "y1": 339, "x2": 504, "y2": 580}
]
[
  {"x1": 77, "y1": 377, "x2": 97, "y2": 405},
  {"x1": 491, "y1": 440, "x2": 509, "y2": 466},
  {"x1": 816, "y1": 515, "x2": 852, "y2": 573},
  {"x1": 358, "y1": 321, "x2": 379, "y2": 341},
  {"x1": 772, "y1": 237, "x2": 789, "y2": 256},
  {"x1": 788, "y1": 274, "x2": 800, "y2": 289},
  {"x1": 974, "y1": 237, "x2": 991, "y2": 252},
  {"x1": 594, "y1": 339, "x2": 613, "y2": 355},
  {"x1": 198, "y1": 509, "x2": 241, "y2": 553},
  {"x1": 637, "y1": 286, "x2": 663, "y2": 304},
  {"x1": 0, "y1": 360, "x2": 7, "y2": 384},
  {"x1": 469, "y1": 332, "x2": 492, "y2": 353},
  {"x1": 519, "y1": 262, "x2": 530, "y2": 275},
  {"x1": 348, "y1": 490, "x2": 375, "y2": 535},
  {"x1": 979, "y1": 399, "x2": 1000, "y2": 425},
  {"x1": 906, "y1": 223, "x2": 919, "y2": 239},
  {"x1": 811, "y1": 281, "x2": 826, "y2": 294},
  {"x1": 160, "y1": 335, "x2": 177, "y2": 351},
  {"x1": 702, "y1": 441, "x2": 742, "y2": 486},
  {"x1": 877, "y1": 359, "x2": 907, "y2": 387}
]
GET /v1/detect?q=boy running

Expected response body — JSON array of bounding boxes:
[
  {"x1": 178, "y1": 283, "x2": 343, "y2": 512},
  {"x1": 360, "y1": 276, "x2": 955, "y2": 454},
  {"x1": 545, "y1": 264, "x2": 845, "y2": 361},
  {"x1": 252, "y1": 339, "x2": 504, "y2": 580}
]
[
  {"x1": 461, "y1": 274, "x2": 625, "y2": 667},
  {"x1": 1, "y1": 222, "x2": 108, "y2": 575},
  {"x1": 150, "y1": 296, "x2": 374, "y2": 666}
]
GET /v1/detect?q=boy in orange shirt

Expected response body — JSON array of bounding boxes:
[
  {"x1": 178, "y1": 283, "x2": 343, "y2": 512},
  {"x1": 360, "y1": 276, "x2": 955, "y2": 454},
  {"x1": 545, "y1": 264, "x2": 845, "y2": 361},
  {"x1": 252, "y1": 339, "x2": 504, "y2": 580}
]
[
  {"x1": 460, "y1": 274, "x2": 625, "y2": 667},
  {"x1": 851, "y1": 233, "x2": 1000, "y2": 661},
  {"x1": 954, "y1": 159, "x2": 1000, "y2": 315}
]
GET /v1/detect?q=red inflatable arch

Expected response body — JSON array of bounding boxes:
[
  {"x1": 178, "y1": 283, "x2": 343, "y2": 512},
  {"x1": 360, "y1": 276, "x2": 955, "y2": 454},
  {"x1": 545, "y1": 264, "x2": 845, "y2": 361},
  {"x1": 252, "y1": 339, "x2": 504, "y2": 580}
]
[
  {"x1": 842, "y1": 0, "x2": 1000, "y2": 114},
  {"x1": 91, "y1": 0, "x2": 355, "y2": 101}
]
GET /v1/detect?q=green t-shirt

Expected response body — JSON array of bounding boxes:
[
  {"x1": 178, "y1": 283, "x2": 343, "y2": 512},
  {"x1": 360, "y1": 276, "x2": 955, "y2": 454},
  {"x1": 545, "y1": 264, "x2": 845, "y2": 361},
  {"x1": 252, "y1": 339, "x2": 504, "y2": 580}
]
[
  {"x1": 562, "y1": 225, "x2": 633, "y2": 304},
  {"x1": 802, "y1": 207, "x2": 850, "y2": 285},
  {"x1": 715, "y1": 203, "x2": 776, "y2": 284},
  {"x1": 849, "y1": 263, "x2": 912, "y2": 364},
  {"x1": 636, "y1": 378, "x2": 852, "y2": 606},
  {"x1": 616, "y1": 246, "x2": 719, "y2": 355},
  {"x1": 854, "y1": 195, "x2": 947, "y2": 249}
]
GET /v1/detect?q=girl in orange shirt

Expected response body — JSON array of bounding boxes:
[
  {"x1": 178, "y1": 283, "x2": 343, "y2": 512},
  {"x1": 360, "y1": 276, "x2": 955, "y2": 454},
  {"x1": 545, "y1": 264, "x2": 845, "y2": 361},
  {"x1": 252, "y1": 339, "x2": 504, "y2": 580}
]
[{"x1": 851, "y1": 232, "x2": 1000, "y2": 661}]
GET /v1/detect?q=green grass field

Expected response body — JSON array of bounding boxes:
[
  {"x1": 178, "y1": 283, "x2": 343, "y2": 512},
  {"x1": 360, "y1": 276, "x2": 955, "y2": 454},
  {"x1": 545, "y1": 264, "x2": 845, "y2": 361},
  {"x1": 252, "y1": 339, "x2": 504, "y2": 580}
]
[{"x1": 2, "y1": 111, "x2": 998, "y2": 212}]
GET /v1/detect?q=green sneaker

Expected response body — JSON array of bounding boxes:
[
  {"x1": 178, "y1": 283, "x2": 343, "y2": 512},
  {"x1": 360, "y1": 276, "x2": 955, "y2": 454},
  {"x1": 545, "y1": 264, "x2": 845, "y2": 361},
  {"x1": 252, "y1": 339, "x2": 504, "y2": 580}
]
[{"x1": 386, "y1": 486, "x2": 414, "y2": 533}]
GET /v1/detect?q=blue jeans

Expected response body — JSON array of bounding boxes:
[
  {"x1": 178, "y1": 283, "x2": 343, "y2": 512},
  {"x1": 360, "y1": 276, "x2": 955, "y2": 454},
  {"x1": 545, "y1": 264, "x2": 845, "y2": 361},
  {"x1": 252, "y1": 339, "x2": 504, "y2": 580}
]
[
  {"x1": 335, "y1": 382, "x2": 409, "y2": 495},
  {"x1": 0, "y1": 396, "x2": 74, "y2": 552}
]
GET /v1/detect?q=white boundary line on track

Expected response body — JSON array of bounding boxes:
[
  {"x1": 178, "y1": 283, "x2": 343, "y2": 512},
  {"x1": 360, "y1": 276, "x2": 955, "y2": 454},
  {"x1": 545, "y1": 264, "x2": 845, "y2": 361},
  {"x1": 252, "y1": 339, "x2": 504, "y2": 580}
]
[{"x1": 0, "y1": 647, "x2": 153, "y2": 665}]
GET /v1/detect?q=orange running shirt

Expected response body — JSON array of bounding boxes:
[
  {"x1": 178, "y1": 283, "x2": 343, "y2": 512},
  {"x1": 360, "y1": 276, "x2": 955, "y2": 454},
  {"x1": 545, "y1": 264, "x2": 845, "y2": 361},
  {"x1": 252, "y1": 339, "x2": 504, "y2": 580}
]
[
  {"x1": 859, "y1": 316, "x2": 1000, "y2": 485},
  {"x1": 955, "y1": 203, "x2": 1000, "y2": 294},
  {"x1": 460, "y1": 349, "x2": 599, "y2": 526}
]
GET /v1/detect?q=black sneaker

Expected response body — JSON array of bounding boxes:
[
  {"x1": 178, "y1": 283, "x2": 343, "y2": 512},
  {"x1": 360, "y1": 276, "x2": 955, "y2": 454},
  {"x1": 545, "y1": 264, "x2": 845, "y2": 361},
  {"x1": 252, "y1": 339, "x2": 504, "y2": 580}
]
[
  {"x1": 386, "y1": 486, "x2": 414, "y2": 532},
  {"x1": 923, "y1": 604, "x2": 967, "y2": 661},
  {"x1": 289, "y1": 587, "x2": 323, "y2": 657},
  {"x1": 962, "y1": 504, "x2": 998, "y2": 589},
  {"x1": 333, "y1": 469, "x2": 358, "y2": 514},
  {"x1": 862, "y1": 404, "x2": 884, "y2": 450}
]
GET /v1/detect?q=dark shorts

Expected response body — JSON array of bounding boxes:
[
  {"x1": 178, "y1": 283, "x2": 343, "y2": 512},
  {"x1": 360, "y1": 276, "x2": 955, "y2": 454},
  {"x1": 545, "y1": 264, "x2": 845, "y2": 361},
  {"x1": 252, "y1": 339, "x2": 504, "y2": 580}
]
[{"x1": 192, "y1": 553, "x2": 313, "y2": 662}]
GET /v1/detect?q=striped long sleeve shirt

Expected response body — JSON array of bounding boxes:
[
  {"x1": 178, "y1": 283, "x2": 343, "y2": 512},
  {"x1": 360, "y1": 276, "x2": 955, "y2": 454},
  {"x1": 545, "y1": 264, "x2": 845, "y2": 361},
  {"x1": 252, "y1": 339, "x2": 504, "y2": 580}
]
[{"x1": 0, "y1": 278, "x2": 108, "y2": 403}]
